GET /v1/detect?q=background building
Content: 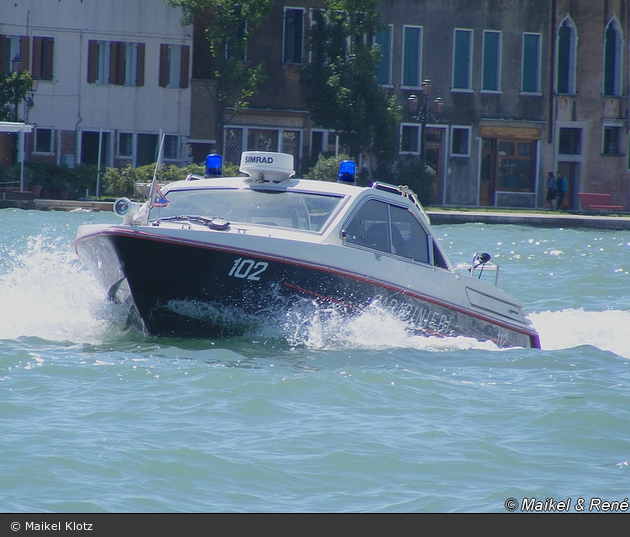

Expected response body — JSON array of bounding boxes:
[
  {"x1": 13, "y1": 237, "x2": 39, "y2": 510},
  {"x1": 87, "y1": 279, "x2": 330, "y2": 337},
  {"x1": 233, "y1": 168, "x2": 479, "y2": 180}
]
[
  {"x1": 377, "y1": 0, "x2": 550, "y2": 208},
  {"x1": 189, "y1": 0, "x2": 325, "y2": 172},
  {"x1": 544, "y1": 0, "x2": 629, "y2": 211},
  {"x1": 192, "y1": 0, "x2": 552, "y2": 208},
  {"x1": 1, "y1": 0, "x2": 192, "y2": 179},
  {"x1": 3, "y1": 0, "x2": 629, "y2": 210}
]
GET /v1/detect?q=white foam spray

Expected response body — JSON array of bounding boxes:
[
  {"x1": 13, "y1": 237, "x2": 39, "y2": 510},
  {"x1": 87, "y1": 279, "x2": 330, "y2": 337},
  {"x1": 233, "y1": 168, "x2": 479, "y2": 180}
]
[
  {"x1": 530, "y1": 309, "x2": 630, "y2": 358},
  {"x1": 1, "y1": 233, "x2": 627, "y2": 356},
  {"x1": 0, "y1": 233, "x2": 127, "y2": 343}
]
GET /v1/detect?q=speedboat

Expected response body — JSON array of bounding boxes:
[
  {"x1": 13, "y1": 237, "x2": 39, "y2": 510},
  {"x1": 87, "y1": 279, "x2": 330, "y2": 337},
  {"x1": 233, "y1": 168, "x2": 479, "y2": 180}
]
[{"x1": 73, "y1": 151, "x2": 540, "y2": 348}]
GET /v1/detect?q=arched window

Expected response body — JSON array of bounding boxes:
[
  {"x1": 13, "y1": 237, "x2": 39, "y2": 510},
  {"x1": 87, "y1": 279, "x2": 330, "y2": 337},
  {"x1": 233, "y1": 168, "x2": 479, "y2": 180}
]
[
  {"x1": 604, "y1": 19, "x2": 623, "y2": 96},
  {"x1": 557, "y1": 17, "x2": 577, "y2": 94}
]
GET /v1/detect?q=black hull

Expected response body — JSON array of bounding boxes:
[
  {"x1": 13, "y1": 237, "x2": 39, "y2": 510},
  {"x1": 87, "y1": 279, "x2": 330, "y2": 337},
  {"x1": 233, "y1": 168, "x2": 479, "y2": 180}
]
[{"x1": 75, "y1": 232, "x2": 540, "y2": 348}]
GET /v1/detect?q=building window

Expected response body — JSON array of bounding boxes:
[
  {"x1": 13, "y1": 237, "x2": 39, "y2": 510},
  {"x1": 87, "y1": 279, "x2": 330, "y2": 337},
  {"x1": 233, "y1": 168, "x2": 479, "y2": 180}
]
[
  {"x1": 400, "y1": 124, "x2": 420, "y2": 154},
  {"x1": 0, "y1": 35, "x2": 24, "y2": 73},
  {"x1": 89, "y1": 41, "x2": 109, "y2": 84},
  {"x1": 558, "y1": 128, "x2": 581, "y2": 155},
  {"x1": 118, "y1": 132, "x2": 133, "y2": 158},
  {"x1": 375, "y1": 25, "x2": 392, "y2": 86},
  {"x1": 557, "y1": 17, "x2": 577, "y2": 94},
  {"x1": 604, "y1": 20, "x2": 622, "y2": 97},
  {"x1": 310, "y1": 130, "x2": 327, "y2": 159},
  {"x1": 482, "y1": 31, "x2": 501, "y2": 92},
  {"x1": 135, "y1": 134, "x2": 159, "y2": 167},
  {"x1": 248, "y1": 128, "x2": 279, "y2": 153},
  {"x1": 115, "y1": 132, "x2": 181, "y2": 165},
  {"x1": 451, "y1": 126, "x2": 470, "y2": 156},
  {"x1": 163, "y1": 135, "x2": 179, "y2": 160},
  {"x1": 88, "y1": 40, "x2": 145, "y2": 86},
  {"x1": 402, "y1": 26, "x2": 422, "y2": 88},
  {"x1": 282, "y1": 130, "x2": 301, "y2": 162},
  {"x1": 452, "y1": 29, "x2": 472, "y2": 91},
  {"x1": 521, "y1": 33, "x2": 541, "y2": 93},
  {"x1": 159, "y1": 44, "x2": 190, "y2": 88},
  {"x1": 81, "y1": 131, "x2": 111, "y2": 167},
  {"x1": 31, "y1": 36, "x2": 54, "y2": 81},
  {"x1": 224, "y1": 127, "x2": 244, "y2": 165},
  {"x1": 283, "y1": 8, "x2": 304, "y2": 64},
  {"x1": 603, "y1": 125, "x2": 622, "y2": 155},
  {"x1": 122, "y1": 43, "x2": 146, "y2": 86},
  {"x1": 224, "y1": 127, "x2": 302, "y2": 168},
  {"x1": 34, "y1": 128, "x2": 53, "y2": 153},
  {"x1": 308, "y1": 9, "x2": 328, "y2": 65},
  {"x1": 497, "y1": 140, "x2": 536, "y2": 191}
]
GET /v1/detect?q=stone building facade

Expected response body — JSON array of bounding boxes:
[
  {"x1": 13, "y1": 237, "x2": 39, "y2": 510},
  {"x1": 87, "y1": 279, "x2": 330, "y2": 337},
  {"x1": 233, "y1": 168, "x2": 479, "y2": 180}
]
[
  {"x1": 4, "y1": 0, "x2": 629, "y2": 209},
  {"x1": 190, "y1": 0, "x2": 553, "y2": 207},
  {"x1": 543, "y1": 0, "x2": 629, "y2": 210}
]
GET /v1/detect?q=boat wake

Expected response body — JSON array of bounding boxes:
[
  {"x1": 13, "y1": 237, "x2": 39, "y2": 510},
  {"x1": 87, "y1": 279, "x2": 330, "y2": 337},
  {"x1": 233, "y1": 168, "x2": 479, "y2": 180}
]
[
  {"x1": 530, "y1": 309, "x2": 630, "y2": 358},
  {"x1": 0, "y1": 234, "x2": 133, "y2": 344},
  {"x1": 1, "y1": 234, "x2": 628, "y2": 356}
]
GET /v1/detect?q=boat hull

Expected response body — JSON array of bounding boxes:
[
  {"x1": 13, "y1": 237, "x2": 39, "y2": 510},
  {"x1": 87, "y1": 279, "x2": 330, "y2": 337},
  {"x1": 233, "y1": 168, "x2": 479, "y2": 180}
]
[{"x1": 75, "y1": 229, "x2": 540, "y2": 348}]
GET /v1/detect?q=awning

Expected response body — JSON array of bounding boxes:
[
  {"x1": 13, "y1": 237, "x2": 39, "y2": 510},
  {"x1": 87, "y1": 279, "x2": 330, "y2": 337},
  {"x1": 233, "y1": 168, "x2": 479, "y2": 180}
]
[
  {"x1": 0, "y1": 122, "x2": 35, "y2": 193},
  {"x1": 0, "y1": 121, "x2": 34, "y2": 133}
]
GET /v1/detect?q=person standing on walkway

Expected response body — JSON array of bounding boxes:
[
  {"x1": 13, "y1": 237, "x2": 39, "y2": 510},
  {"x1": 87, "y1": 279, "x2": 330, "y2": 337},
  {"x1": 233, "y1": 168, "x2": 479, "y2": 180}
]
[
  {"x1": 546, "y1": 172, "x2": 557, "y2": 209},
  {"x1": 555, "y1": 171, "x2": 568, "y2": 211}
]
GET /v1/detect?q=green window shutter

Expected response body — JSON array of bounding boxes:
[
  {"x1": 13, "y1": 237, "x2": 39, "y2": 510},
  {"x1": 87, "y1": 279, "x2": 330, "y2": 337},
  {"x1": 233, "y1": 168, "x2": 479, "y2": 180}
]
[
  {"x1": 375, "y1": 28, "x2": 390, "y2": 85},
  {"x1": 482, "y1": 32, "x2": 499, "y2": 91},
  {"x1": 522, "y1": 34, "x2": 539, "y2": 92},
  {"x1": 453, "y1": 30, "x2": 470, "y2": 89},
  {"x1": 402, "y1": 27, "x2": 420, "y2": 87}
]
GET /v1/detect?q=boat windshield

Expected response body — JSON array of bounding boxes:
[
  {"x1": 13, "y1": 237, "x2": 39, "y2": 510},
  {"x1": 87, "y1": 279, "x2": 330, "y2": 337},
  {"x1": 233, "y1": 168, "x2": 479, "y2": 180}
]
[{"x1": 149, "y1": 188, "x2": 344, "y2": 232}]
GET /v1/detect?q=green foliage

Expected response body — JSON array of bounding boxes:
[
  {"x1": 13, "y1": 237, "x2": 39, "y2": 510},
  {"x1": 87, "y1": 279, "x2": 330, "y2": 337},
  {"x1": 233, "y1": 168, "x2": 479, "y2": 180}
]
[
  {"x1": 0, "y1": 71, "x2": 33, "y2": 121},
  {"x1": 164, "y1": 0, "x2": 274, "y2": 154},
  {"x1": 393, "y1": 157, "x2": 436, "y2": 206},
  {"x1": 101, "y1": 165, "x2": 139, "y2": 198},
  {"x1": 0, "y1": 160, "x2": 215, "y2": 200},
  {"x1": 306, "y1": 153, "x2": 352, "y2": 182},
  {"x1": 299, "y1": 0, "x2": 401, "y2": 175},
  {"x1": 222, "y1": 161, "x2": 240, "y2": 177},
  {"x1": 24, "y1": 161, "x2": 73, "y2": 192},
  {"x1": 99, "y1": 162, "x2": 239, "y2": 199},
  {"x1": 0, "y1": 162, "x2": 33, "y2": 186},
  {"x1": 71, "y1": 164, "x2": 99, "y2": 196}
]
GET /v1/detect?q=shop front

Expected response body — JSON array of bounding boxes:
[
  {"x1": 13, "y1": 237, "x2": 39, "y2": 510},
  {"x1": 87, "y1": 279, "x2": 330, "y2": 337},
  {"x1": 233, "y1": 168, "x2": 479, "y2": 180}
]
[{"x1": 479, "y1": 124, "x2": 542, "y2": 208}]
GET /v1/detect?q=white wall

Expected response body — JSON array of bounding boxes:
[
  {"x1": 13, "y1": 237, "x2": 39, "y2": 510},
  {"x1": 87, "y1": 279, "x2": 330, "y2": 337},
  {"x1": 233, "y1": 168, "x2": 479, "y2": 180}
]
[{"x1": 1, "y1": 0, "x2": 191, "y2": 163}]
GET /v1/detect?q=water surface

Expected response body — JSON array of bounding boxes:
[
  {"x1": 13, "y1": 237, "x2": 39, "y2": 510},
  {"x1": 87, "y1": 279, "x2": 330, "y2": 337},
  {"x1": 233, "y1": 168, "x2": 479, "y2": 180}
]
[{"x1": 1, "y1": 209, "x2": 628, "y2": 512}]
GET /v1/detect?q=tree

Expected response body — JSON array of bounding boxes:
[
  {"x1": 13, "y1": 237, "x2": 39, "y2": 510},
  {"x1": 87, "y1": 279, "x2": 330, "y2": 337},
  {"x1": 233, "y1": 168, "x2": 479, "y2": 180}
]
[
  {"x1": 0, "y1": 71, "x2": 34, "y2": 122},
  {"x1": 299, "y1": 0, "x2": 401, "y2": 179},
  {"x1": 164, "y1": 0, "x2": 274, "y2": 155}
]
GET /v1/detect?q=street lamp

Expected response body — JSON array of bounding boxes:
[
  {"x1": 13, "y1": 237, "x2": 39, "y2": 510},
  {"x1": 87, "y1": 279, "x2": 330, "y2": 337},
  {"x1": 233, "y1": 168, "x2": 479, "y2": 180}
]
[
  {"x1": 20, "y1": 78, "x2": 38, "y2": 193},
  {"x1": 24, "y1": 78, "x2": 38, "y2": 121},
  {"x1": 11, "y1": 55, "x2": 22, "y2": 73},
  {"x1": 407, "y1": 79, "x2": 444, "y2": 162}
]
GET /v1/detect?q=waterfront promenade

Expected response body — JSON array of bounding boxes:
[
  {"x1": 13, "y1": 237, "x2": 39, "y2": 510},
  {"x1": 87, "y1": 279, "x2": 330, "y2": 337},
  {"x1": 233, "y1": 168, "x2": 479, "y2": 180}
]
[
  {"x1": 2, "y1": 193, "x2": 630, "y2": 230},
  {"x1": 427, "y1": 208, "x2": 630, "y2": 230}
]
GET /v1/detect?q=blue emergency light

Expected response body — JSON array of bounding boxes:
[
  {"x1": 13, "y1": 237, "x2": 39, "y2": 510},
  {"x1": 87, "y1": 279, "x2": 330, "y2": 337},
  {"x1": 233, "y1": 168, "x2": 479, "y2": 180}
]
[
  {"x1": 205, "y1": 154, "x2": 223, "y2": 177},
  {"x1": 337, "y1": 160, "x2": 356, "y2": 184}
]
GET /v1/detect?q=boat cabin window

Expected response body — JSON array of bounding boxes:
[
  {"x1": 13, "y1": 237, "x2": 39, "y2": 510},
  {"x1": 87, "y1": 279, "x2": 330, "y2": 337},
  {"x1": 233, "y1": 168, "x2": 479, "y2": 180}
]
[
  {"x1": 149, "y1": 188, "x2": 344, "y2": 232},
  {"x1": 344, "y1": 199, "x2": 431, "y2": 264}
]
